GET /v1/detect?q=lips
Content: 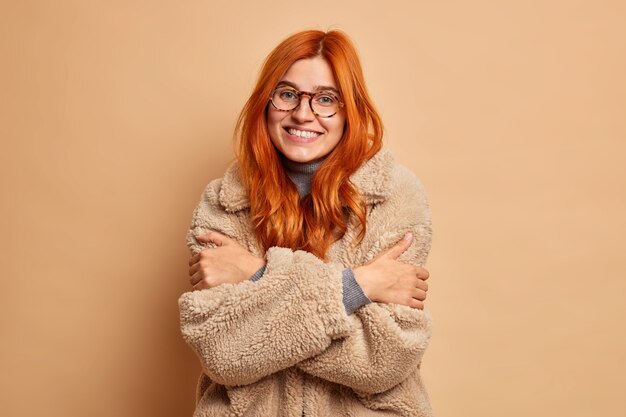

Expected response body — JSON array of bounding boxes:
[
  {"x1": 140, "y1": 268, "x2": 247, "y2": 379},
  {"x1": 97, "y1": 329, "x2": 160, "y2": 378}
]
[{"x1": 283, "y1": 126, "x2": 323, "y2": 142}]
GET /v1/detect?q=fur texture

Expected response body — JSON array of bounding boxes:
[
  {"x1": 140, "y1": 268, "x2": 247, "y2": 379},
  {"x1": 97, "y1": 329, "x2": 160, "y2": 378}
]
[{"x1": 179, "y1": 149, "x2": 434, "y2": 416}]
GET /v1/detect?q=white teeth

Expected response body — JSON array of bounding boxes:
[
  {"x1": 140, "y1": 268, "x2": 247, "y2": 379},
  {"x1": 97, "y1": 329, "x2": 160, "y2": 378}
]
[{"x1": 288, "y1": 128, "x2": 321, "y2": 139}]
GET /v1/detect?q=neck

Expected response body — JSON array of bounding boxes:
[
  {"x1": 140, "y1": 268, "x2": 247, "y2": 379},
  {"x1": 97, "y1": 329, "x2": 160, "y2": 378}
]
[{"x1": 281, "y1": 155, "x2": 327, "y2": 197}]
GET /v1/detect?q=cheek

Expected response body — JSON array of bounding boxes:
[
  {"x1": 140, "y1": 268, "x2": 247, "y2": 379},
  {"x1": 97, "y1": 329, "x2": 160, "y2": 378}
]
[
  {"x1": 267, "y1": 110, "x2": 286, "y2": 132},
  {"x1": 327, "y1": 117, "x2": 346, "y2": 138}
]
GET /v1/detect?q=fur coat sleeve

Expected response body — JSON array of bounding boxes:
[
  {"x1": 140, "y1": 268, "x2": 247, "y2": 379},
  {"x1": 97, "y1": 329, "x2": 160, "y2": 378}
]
[
  {"x1": 178, "y1": 178, "x2": 354, "y2": 387},
  {"x1": 296, "y1": 167, "x2": 433, "y2": 394}
]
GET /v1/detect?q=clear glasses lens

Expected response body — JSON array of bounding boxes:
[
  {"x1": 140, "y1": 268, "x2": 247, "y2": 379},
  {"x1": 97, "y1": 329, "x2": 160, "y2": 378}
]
[{"x1": 272, "y1": 87, "x2": 339, "y2": 117}]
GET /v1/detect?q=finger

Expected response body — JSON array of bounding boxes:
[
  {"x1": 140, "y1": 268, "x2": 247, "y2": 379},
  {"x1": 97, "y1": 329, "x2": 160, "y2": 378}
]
[
  {"x1": 189, "y1": 249, "x2": 212, "y2": 269},
  {"x1": 196, "y1": 231, "x2": 227, "y2": 246},
  {"x1": 416, "y1": 279, "x2": 429, "y2": 292},
  {"x1": 193, "y1": 280, "x2": 210, "y2": 291},
  {"x1": 413, "y1": 288, "x2": 427, "y2": 301},
  {"x1": 188, "y1": 253, "x2": 200, "y2": 267},
  {"x1": 385, "y1": 232, "x2": 413, "y2": 260},
  {"x1": 416, "y1": 266, "x2": 430, "y2": 280},
  {"x1": 189, "y1": 271, "x2": 206, "y2": 286},
  {"x1": 188, "y1": 263, "x2": 201, "y2": 277}
]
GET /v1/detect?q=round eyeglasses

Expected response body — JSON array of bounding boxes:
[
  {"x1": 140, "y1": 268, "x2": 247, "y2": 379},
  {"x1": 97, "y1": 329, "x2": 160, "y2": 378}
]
[{"x1": 269, "y1": 85, "x2": 344, "y2": 118}]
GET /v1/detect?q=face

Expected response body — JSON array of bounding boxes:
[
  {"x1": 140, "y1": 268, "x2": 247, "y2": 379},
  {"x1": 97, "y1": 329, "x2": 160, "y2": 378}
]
[{"x1": 266, "y1": 57, "x2": 346, "y2": 163}]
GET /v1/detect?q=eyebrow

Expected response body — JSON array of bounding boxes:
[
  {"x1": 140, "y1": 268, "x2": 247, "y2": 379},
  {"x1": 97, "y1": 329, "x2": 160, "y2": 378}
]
[{"x1": 276, "y1": 80, "x2": 340, "y2": 95}]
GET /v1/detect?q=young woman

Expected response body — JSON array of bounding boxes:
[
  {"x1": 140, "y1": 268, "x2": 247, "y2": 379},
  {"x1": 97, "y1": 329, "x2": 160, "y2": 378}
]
[{"x1": 180, "y1": 30, "x2": 434, "y2": 417}]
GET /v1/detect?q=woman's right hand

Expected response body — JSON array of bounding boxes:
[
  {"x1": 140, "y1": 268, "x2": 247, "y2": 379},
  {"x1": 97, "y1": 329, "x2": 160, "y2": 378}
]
[{"x1": 353, "y1": 233, "x2": 429, "y2": 309}]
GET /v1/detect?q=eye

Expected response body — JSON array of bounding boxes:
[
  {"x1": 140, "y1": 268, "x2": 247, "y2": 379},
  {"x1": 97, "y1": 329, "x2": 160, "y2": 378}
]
[
  {"x1": 315, "y1": 93, "x2": 337, "y2": 106},
  {"x1": 277, "y1": 88, "x2": 298, "y2": 101}
]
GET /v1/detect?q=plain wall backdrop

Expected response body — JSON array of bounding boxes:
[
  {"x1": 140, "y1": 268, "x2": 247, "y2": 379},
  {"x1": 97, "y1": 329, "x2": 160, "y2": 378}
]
[{"x1": 1, "y1": 1, "x2": 625, "y2": 416}]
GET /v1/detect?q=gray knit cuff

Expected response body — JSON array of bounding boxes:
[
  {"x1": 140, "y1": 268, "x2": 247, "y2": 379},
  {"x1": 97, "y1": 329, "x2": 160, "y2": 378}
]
[
  {"x1": 249, "y1": 264, "x2": 266, "y2": 282},
  {"x1": 342, "y1": 267, "x2": 371, "y2": 315}
]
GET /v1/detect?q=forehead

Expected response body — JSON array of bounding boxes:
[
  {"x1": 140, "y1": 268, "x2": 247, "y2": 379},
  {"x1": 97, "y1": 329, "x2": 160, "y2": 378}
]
[{"x1": 279, "y1": 57, "x2": 338, "y2": 90}]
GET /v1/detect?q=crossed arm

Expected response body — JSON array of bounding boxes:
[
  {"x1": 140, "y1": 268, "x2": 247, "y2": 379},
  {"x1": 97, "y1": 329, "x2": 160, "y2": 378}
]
[{"x1": 179, "y1": 167, "x2": 433, "y2": 393}]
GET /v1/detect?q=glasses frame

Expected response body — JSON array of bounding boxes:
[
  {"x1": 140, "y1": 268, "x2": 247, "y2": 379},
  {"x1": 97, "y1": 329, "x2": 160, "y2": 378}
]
[{"x1": 269, "y1": 86, "x2": 345, "y2": 118}]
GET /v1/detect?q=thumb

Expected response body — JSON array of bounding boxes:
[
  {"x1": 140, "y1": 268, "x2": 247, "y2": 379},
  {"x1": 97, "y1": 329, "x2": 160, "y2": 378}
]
[
  {"x1": 384, "y1": 232, "x2": 413, "y2": 260},
  {"x1": 196, "y1": 231, "x2": 228, "y2": 246}
]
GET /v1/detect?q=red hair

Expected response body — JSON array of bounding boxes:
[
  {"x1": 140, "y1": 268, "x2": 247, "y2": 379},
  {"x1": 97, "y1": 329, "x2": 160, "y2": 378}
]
[{"x1": 234, "y1": 30, "x2": 383, "y2": 259}]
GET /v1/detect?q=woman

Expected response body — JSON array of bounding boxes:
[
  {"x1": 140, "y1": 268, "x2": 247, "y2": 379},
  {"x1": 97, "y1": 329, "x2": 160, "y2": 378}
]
[{"x1": 180, "y1": 29, "x2": 434, "y2": 416}]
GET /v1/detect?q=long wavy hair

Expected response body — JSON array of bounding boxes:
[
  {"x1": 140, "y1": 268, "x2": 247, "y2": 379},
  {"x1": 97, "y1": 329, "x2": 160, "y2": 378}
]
[{"x1": 234, "y1": 30, "x2": 383, "y2": 259}]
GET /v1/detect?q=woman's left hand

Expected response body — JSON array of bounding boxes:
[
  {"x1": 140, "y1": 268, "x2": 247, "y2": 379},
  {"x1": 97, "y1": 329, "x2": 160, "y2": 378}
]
[{"x1": 188, "y1": 231, "x2": 265, "y2": 290}]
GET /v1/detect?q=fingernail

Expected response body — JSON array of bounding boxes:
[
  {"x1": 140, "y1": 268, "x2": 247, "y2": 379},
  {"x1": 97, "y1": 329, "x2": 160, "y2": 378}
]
[{"x1": 404, "y1": 232, "x2": 413, "y2": 240}]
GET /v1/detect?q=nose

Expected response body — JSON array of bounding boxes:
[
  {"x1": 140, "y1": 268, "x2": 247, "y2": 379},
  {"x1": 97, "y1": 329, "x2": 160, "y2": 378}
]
[{"x1": 291, "y1": 94, "x2": 315, "y2": 122}]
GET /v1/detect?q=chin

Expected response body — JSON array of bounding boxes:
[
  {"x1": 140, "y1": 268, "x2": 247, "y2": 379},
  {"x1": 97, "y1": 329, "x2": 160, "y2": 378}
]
[{"x1": 282, "y1": 150, "x2": 319, "y2": 163}]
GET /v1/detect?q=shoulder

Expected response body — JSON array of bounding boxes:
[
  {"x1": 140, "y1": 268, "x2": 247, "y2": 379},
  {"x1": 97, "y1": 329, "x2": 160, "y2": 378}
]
[
  {"x1": 193, "y1": 160, "x2": 249, "y2": 213},
  {"x1": 350, "y1": 149, "x2": 432, "y2": 255},
  {"x1": 187, "y1": 163, "x2": 252, "y2": 254},
  {"x1": 357, "y1": 150, "x2": 432, "y2": 263},
  {"x1": 368, "y1": 159, "x2": 431, "y2": 227},
  {"x1": 354, "y1": 148, "x2": 429, "y2": 209},
  {"x1": 388, "y1": 162, "x2": 430, "y2": 208},
  {"x1": 197, "y1": 176, "x2": 223, "y2": 205}
]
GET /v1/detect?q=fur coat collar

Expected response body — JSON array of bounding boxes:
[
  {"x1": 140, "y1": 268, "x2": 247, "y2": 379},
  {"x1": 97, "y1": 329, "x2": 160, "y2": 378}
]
[{"x1": 218, "y1": 149, "x2": 395, "y2": 212}]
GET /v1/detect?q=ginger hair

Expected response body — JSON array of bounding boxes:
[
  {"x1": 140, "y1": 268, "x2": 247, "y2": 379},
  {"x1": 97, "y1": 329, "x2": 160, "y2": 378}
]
[{"x1": 234, "y1": 29, "x2": 383, "y2": 259}]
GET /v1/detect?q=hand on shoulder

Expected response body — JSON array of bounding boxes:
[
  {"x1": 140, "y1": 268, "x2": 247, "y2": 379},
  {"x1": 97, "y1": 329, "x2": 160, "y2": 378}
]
[{"x1": 188, "y1": 231, "x2": 265, "y2": 290}]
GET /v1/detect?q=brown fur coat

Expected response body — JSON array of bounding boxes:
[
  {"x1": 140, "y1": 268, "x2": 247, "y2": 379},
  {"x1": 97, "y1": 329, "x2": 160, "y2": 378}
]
[{"x1": 179, "y1": 149, "x2": 434, "y2": 416}]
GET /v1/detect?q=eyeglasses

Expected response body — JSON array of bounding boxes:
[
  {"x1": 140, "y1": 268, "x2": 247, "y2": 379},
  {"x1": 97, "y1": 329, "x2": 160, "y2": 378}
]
[{"x1": 269, "y1": 85, "x2": 344, "y2": 118}]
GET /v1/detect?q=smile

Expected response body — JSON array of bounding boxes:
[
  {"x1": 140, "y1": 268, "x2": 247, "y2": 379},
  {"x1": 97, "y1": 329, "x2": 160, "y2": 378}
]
[{"x1": 287, "y1": 128, "x2": 322, "y2": 139}]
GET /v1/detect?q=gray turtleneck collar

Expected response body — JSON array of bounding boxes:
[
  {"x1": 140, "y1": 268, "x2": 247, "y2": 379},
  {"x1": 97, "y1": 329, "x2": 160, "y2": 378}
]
[{"x1": 281, "y1": 155, "x2": 327, "y2": 197}]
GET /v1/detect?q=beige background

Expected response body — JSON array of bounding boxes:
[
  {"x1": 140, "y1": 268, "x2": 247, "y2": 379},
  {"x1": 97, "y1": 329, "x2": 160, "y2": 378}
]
[{"x1": 1, "y1": 1, "x2": 624, "y2": 416}]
